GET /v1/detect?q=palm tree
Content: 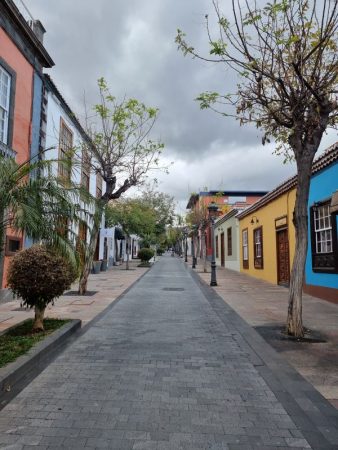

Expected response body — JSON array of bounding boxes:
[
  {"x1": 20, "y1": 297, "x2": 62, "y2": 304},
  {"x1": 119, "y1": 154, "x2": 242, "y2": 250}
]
[{"x1": 0, "y1": 154, "x2": 93, "y2": 278}]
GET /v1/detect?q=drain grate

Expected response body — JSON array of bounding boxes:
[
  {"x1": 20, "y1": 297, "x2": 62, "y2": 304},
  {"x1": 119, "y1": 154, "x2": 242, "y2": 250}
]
[{"x1": 162, "y1": 288, "x2": 185, "y2": 291}]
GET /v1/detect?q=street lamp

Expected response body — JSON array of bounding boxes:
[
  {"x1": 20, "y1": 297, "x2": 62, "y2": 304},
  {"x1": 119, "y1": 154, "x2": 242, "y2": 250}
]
[
  {"x1": 184, "y1": 227, "x2": 188, "y2": 263},
  {"x1": 191, "y1": 225, "x2": 197, "y2": 269},
  {"x1": 208, "y1": 202, "x2": 218, "y2": 286}
]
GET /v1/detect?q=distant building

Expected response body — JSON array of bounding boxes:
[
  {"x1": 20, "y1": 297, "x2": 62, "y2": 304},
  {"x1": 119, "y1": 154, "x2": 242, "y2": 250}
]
[{"x1": 186, "y1": 190, "x2": 267, "y2": 260}]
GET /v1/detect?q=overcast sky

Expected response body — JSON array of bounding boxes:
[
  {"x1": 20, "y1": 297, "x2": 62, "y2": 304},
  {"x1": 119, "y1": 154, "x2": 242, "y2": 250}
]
[{"x1": 26, "y1": 0, "x2": 337, "y2": 214}]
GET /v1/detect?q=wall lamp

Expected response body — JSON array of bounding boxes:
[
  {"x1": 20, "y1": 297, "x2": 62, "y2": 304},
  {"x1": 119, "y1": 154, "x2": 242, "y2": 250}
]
[{"x1": 250, "y1": 215, "x2": 259, "y2": 225}]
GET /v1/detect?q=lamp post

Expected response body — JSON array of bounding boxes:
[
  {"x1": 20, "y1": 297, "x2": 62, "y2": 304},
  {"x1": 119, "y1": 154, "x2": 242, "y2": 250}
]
[
  {"x1": 192, "y1": 225, "x2": 198, "y2": 269},
  {"x1": 184, "y1": 227, "x2": 188, "y2": 262},
  {"x1": 208, "y1": 202, "x2": 218, "y2": 286}
]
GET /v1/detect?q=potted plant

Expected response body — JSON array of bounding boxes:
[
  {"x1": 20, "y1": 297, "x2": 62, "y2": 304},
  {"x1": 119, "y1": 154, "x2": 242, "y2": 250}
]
[{"x1": 92, "y1": 260, "x2": 102, "y2": 274}]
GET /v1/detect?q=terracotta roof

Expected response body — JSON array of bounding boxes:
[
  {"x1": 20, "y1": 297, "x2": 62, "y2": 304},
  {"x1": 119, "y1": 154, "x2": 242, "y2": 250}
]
[{"x1": 237, "y1": 143, "x2": 338, "y2": 219}]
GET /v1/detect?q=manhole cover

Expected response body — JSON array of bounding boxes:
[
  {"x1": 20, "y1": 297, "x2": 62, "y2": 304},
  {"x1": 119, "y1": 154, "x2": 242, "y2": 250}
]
[
  {"x1": 162, "y1": 288, "x2": 185, "y2": 291},
  {"x1": 63, "y1": 290, "x2": 98, "y2": 296}
]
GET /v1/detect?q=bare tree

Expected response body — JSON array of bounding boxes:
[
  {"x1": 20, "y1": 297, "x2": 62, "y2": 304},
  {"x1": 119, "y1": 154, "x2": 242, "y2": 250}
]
[
  {"x1": 176, "y1": 0, "x2": 338, "y2": 337},
  {"x1": 78, "y1": 78, "x2": 165, "y2": 294}
]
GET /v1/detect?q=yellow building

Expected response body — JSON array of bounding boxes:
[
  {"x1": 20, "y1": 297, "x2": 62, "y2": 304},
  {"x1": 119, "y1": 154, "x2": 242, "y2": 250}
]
[{"x1": 237, "y1": 179, "x2": 296, "y2": 286}]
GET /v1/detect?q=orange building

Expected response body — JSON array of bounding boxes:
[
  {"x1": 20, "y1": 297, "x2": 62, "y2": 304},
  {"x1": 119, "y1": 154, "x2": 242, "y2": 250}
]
[
  {"x1": 186, "y1": 190, "x2": 267, "y2": 258},
  {"x1": 0, "y1": 0, "x2": 53, "y2": 287}
]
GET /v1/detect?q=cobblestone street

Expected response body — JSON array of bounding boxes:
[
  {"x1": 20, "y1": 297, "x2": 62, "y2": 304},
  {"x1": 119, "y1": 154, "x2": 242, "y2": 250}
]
[{"x1": 0, "y1": 256, "x2": 337, "y2": 449}]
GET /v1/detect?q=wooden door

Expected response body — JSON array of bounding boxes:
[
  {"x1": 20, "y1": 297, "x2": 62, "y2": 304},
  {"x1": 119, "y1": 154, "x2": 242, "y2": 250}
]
[
  {"x1": 220, "y1": 232, "x2": 225, "y2": 267},
  {"x1": 277, "y1": 229, "x2": 290, "y2": 285}
]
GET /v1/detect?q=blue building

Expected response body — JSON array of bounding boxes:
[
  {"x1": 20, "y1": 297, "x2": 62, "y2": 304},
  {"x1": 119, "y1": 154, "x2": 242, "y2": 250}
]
[{"x1": 305, "y1": 144, "x2": 338, "y2": 303}]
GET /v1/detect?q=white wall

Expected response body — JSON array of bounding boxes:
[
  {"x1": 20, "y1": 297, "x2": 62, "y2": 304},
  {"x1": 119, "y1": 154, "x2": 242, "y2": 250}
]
[{"x1": 44, "y1": 87, "x2": 104, "y2": 253}]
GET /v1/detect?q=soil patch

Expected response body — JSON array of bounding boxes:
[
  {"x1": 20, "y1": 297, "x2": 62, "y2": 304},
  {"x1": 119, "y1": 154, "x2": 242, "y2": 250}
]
[{"x1": 254, "y1": 324, "x2": 327, "y2": 352}]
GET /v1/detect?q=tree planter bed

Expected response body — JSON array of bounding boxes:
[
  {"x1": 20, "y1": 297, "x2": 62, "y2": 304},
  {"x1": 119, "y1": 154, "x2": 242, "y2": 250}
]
[{"x1": 0, "y1": 318, "x2": 81, "y2": 410}]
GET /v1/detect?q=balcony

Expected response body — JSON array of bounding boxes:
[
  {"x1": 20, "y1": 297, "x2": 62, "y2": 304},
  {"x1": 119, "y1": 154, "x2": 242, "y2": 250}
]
[{"x1": 0, "y1": 141, "x2": 16, "y2": 159}]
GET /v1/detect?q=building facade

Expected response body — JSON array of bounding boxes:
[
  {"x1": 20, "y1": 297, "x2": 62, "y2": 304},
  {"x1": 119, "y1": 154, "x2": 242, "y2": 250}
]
[
  {"x1": 43, "y1": 75, "x2": 104, "y2": 265},
  {"x1": 186, "y1": 190, "x2": 267, "y2": 261},
  {"x1": 214, "y1": 209, "x2": 243, "y2": 272},
  {"x1": 0, "y1": 0, "x2": 53, "y2": 287},
  {"x1": 304, "y1": 146, "x2": 338, "y2": 302},
  {"x1": 238, "y1": 145, "x2": 338, "y2": 303}
]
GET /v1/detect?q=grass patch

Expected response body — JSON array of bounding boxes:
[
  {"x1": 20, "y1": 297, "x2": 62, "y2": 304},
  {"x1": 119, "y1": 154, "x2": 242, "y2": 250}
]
[{"x1": 0, "y1": 318, "x2": 70, "y2": 368}]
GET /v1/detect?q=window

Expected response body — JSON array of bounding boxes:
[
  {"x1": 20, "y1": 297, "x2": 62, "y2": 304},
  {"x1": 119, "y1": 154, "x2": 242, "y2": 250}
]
[
  {"x1": 311, "y1": 202, "x2": 338, "y2": 273},
  {"x1": 242, "y1": 228, "x2": 249, "y2": 269},
  {"x1": 81, "y1": 151, "x2": 90, "y2": 191},
  {"x1": 5, "y1": 236, "x2": 21, "y2": 256},
  {"x1": 58, "y1": 119, "x2": 73, "y2": 181},
  {"x1": 253, "y1": 226, "x2": 263, "y2": 269},
  {"x1": 227, "y1": 227, "x2": 232, "y2": 256},
  {"x1": 0, "y1": 66, "x2": 11, "y2": 145},
  {"x1": 216, "y1": 235, "x2": 219, "y2": 258},
  {"x1": 96, "y1": 173, "x2": 103, "y2": 198},
  {"x1": 314, "y1": 203, "x2": 332, "y2": 253}
]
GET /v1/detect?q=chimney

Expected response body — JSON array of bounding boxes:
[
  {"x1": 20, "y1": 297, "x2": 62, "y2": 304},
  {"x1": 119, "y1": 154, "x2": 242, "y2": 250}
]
[{"x1": 28, "y1": 20, "x2": 46, "y2": 44}]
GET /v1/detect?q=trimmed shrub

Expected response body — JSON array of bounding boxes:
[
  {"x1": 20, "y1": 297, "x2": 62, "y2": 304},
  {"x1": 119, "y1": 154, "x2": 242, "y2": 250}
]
[
  {"x1": 156, "y1": 247, "x2": 165, "y2": 256},
  {"x1": 137, "y1": 247, "x2": 154, "y2": 262},
  {"x1": 7, "y1": 245, "x2": 77, "y2": 331}
]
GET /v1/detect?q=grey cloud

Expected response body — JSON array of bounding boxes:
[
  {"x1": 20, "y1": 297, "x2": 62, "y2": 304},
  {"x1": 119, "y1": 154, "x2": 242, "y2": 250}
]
[{"x1": 27, "y1": 0, "x2": 337, "y2": 206}]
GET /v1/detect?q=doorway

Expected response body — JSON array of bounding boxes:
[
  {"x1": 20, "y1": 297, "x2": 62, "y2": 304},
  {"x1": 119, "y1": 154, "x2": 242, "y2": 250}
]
[
  {"x1": 276, "y1": 228, "x2": 290, "y2": 286},
  {"x1": 220, "y1": 232, "x2": 225, "y2": 267}
]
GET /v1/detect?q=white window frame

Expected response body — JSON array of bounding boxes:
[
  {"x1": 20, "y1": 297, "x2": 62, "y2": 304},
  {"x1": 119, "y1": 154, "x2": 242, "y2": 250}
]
[
  {"x1": 242, "y1": 229, "x2": 248, "y2": 261},
  {"x1": 254, "y1": 228, "x2": 262, "y2": 258},
  {"x1": 314, "y1": 204, "x2": 333, "y2": 254},
  {"x1": 0, "y1": 66, "x2": 11, "y2": 145}
]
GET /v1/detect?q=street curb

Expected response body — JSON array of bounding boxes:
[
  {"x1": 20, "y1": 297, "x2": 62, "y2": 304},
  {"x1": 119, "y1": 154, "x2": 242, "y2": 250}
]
[
  {"x1": 188, "y1": 265, "x2": 338, "y2": 450},
  {"x1": 0, "y1": 319, "x2": 81, "y2": 410}
]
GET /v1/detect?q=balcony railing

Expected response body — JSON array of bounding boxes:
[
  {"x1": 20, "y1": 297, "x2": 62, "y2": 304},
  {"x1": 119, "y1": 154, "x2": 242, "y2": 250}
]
[{"x1": 0, "y1": 141, "x2": 16, "y2": 159}]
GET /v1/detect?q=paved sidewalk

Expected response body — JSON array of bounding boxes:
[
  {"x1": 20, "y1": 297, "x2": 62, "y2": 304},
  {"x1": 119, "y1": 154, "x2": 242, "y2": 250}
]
[
  {"x1": 0, "y1": 255, "x2": 337, "y2": 449},
  {"x1": 0, "y1": 259, "x2": 149, "y2": 333},
  {"x1": 190, "y1": 258, "x2": 338, "y2": 409}
]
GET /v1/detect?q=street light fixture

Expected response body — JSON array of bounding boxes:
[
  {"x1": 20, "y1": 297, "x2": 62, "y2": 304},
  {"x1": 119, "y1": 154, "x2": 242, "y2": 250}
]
[{"x1": 208, "y1": 202, "x2": 218, "y2": 286}]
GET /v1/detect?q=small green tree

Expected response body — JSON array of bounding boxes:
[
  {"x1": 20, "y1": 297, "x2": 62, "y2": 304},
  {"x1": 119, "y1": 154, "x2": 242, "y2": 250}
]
[
  {"x1": 7, "y1": 245, "x2": 77, "y2": 332},
  {"x1": 137, "y1": 247, "x2": 154, "y2": 263},
  {"x1": 176, "y1": 0, "x2": 338, "y2": 337},
  {"x1": 106, "y1": 198, "x2": 157, "y2": 269},
  {"x1": 78, "y1": 79, "x2": 165, "y2": 293}
]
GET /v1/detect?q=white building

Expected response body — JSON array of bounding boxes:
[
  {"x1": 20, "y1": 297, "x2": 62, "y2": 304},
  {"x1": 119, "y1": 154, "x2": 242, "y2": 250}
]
[{"x1": 43, "y1": 75, "x2": 104, "y2": 265}]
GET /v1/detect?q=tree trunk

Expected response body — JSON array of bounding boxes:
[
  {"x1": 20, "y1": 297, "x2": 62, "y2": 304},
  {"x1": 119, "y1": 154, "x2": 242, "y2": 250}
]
[
  {"x1": 286, "y1": 153, "x2": 314, "y2": 337},
  {"x1": 78, "y1": 222, "x2": 100, "y2": 295},
  {"x1": 33, "y1": 305, "x2": 46, "y2": 332}
]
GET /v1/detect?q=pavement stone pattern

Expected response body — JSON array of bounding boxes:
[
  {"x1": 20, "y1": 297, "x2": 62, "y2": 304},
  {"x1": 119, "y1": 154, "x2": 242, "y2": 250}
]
[
  {"x1": 0, "y1": 260, "x2": 149, "y2": 333},
  {"x1": 193, "y1": 261, "x2": 338, "y2": 409},
  {"x1": 0, "y1": 256, "x2": 337, "y2": 449}
]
